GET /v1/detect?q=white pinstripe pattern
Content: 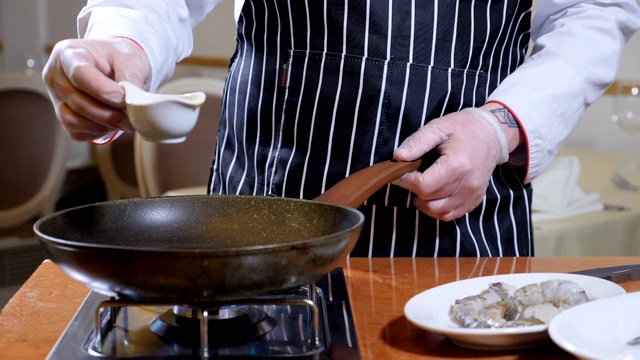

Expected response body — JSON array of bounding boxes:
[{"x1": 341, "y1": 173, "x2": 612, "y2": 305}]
[
  {"x1": 464, "y1": 214, "x2": 482, "y2": 257},
  {"x1": 459, "y1": 0, "x2": 475, "y2": 109},
  {"x1": 212, "y1": 0, "x2": 533, "y2": 258},
  {"x1": 499, "y1": 166, "x2": 520, "y2": 257},
  {"x1": 320, "y1": 0, "x2": 348, "y2": 193},
  {"x1": 236, "y1": 1, "x2": 259, "y2": 194},
  {"x1": 221, "y1": 3, "x2": 246, "y2": 194},
  {"x1": 484, "y1": 1, "x2": 508, "y2": 100},
  {"x1": 281, "y1": 1, "x2": 310, "y2": 195},
  {"x1": 412, "y1": 209, "x2": 419, "y2": 257},
  {"x1": 345, "y1": 0, "x2": 370, "y2": 178},
  {"x1": 507, "y1": 9, "x2": 532, "y2": 79},
  {"x1": 455, "y1": 221, "x2": 461, "y2": 257},
  {"x1": 368, "y1": 2, "x2": 391, "y2": 166},
  {"x1": 476, "y1": 171, "x2": 491, "y2": 255},
  {"x1": 436, "y1": 2, "x2": 464, "y2": 255},
  {"x1": 369, "y1": 0, "x2": 393, "y2": 248},
  {"x1": 270, "y1": 1, "x2": 297, "y2": 197},
  {"x1": 450, "y1": 1, "x2": 460, "y2": 69},
  {"x1": 225, "y1": 48, "x2": 244, "y2": 194},
  {"x1": 471, "y1": 208, "x2": 491, "y2": 256},
  {"x1": 219, "y1": 10, "x2": 247, "y2": 194},
  {"x1": 299, "y1": 1, "x2": 328, "y2": 198},
  {"x1": 496, "y1": 0, "x2": 521, "y2": 85},
  {"x1": 523, "y1": 187, "x2": 532, "y2": 256},
  {"x1": 489, "y1": 178, "x2": 504, "y2": 256},
  {"x1": 429, "y1": 0, "x2": 438, "y2": 65},
  {"x1": 472, "y1": 3, "x2": 491, "y2": 110},
  {"x1": 429, "y1": 1, "x2": 440, "y2": 256},
  {"x1": 254, "y1": 1, "x2": 270, "y2": 195},
  {"x1": 387, "y1": 1, "x2": 417, "y2": 256},
  {"x1": 265, "y1": 0, "x2": 282, "y2": 195}
]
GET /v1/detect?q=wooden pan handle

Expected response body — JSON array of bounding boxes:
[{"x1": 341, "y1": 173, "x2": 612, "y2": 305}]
[{"x1": 314, "y1": 160, "x2": 422, "y2": 208}]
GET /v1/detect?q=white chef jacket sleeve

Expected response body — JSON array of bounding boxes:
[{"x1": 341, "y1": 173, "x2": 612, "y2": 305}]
[
  {"x1": 487, "y1": 0, "x2": 640, "y2": 183},
  {"x1": 77, "y1": 0, "x2": 223, "y2": 91}
]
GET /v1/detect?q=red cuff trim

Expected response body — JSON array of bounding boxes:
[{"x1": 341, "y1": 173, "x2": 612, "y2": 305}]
[
  {"x1": 486, "y1": 99, "x2": 530, "y2": 184},
  {"x1": 114, "y1": 36, "x2": 152, "y2": 91},
  {"x1": 115, "y1": 36, "x2": 145, "y2": 52}
]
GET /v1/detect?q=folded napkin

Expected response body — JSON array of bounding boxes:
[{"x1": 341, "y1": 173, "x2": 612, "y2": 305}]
[{"x1": 531, "y1": 156, "x2": 604, "y2": 221}]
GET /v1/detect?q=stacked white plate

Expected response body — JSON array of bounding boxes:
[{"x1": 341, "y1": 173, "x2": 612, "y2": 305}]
[{"x1": 549, "y1": 291, "x2": 640, "y2": 360}]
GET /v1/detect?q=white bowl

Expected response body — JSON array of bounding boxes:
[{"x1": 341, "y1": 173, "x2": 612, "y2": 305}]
[{"x1": 121, "y1": 81, "x2": 206, "y2": 143}]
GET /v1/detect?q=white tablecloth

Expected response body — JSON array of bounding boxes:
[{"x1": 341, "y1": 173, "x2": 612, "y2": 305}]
[{"x1": 533, "y1": 146, "x2": 640, "y2": 257}]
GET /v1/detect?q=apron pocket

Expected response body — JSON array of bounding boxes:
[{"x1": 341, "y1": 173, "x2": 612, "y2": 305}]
[{"x1": 271, "y1": 49, "x2": 487, "y2": 208}]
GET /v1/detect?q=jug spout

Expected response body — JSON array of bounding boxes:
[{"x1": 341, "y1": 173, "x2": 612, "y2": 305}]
[{"x1": 120, "y1": 81, "x2": 206, "y2": 108}]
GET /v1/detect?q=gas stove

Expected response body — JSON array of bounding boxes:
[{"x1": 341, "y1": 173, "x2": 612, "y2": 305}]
[{"x1": 47, "y1": 268, "x2": 359, "y2": 359}]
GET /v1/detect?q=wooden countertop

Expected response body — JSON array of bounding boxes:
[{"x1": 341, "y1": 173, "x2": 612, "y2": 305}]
[{"x1": 2, "y1": 257, "x2": 640, "y2": 359}]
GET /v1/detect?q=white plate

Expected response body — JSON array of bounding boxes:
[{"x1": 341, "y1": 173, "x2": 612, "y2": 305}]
[
  {"x1": 404, "y1": 273, "x2": 626, "y2": 351},
  {"x1": 549, "y1": 291, "x2": 640, "y2": 360}
]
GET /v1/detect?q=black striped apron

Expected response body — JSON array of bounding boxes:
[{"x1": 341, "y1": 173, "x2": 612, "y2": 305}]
[{"x1": 209, "y1": 0, "x2": 534, "y2": 257}]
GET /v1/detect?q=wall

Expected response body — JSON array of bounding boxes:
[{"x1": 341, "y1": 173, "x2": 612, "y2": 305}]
[
  {"x1": 0, "y1": 0, "x2": 48, "y2": 72},
  {"x1": 0, "y1": 0, "x2": 236, "y2": 71}
]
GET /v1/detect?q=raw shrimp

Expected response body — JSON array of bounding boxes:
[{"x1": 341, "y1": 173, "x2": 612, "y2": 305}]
[
  {"x1": 514, "y1": 279, "x2": 588, "y2": 309},
  {"x1": 450, "y1": 282, "x2": 519, "y2": 328},
  {"x1": 450, "y1": 279, "x2": 589, "y2": 329},
  {"x1": 513, "y1": 279, "x2": 588, "y2": 324}
]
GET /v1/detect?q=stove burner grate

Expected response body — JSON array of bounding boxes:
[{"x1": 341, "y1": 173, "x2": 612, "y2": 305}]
[
  {"x1": 150, "y1": 306, "x2": 276, "y2": 346},
  {"x1": 47, "y1": 268, "x2": 360, "y2": 359}
]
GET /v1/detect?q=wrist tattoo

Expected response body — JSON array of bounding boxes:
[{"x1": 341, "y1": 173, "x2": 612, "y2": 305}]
[{"x1": 489, "y1": 108, "x2": 518, "y2": 128}]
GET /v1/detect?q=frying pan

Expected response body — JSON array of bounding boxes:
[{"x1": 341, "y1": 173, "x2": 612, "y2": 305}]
[{"x1": 35, "y1": 160, "x2": 420, "y2": 302}]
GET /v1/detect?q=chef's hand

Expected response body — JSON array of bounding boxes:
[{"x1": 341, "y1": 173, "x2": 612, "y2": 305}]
[
  {"x1": 393, "y1": 104, "x2": 523, "y2": 221},
  {"x1": 42, "y1": 38, "x2": 151, "y2": 142}
]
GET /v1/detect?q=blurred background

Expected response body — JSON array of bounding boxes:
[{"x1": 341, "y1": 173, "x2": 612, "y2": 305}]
[{"x1": 1, "y1": 0, "x2": 639, "y2": 308}]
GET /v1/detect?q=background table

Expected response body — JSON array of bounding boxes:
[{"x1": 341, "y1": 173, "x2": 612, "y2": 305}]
[{"x1": 533, "y1": 146, "x2": 640, "y2": 256}]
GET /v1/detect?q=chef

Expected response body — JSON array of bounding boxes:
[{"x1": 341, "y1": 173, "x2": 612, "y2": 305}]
[{"x1": 43, "y1": 0, "x2": 640, "y2": 257}]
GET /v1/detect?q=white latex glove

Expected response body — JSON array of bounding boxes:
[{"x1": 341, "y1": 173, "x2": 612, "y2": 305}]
[
  {"x1": 393, "y1": 107, "x2": 510, "y2": 221},
  {"x1": 42, "y1": 38, "x2": 151, "y2": 142}
]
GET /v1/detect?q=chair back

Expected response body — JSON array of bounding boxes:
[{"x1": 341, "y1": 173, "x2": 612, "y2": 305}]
[
  {"x1": 0, "y1": 72, "x2": 68, "y2": 229},
  {"x1": 135, "y1": 77, "x2": 225, "y2": 197}
]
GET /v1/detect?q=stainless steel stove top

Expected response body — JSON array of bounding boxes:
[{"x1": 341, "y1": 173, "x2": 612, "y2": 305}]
[{"x1": 47, "y1": 268, "x2": 359, "y2": 359}]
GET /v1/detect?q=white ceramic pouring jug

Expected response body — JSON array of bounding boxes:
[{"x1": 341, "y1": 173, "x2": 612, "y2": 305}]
[{"x1": 92, "y1": 81, "x2": 206, "y2": 144}]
